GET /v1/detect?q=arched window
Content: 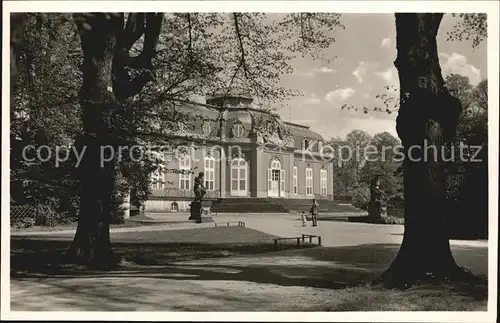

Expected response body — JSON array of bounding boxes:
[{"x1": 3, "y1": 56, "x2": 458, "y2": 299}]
[
  {"x1": 179, "y1": 155, "x2": 191, "y2": 190},
  {"x1": 302, "y1": 138, "x2": 310, "y2": 151},
  {"x1": 320, "y1": 168, "x2": 328, "y2": 196},
  {"x1": 270, "y1": 159, "x2": 281, "y2": 169},
  {"x1": 305, "y1": 166, "x2": 313, "y2": 196}
]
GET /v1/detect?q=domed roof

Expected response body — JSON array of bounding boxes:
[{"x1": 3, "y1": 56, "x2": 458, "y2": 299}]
[{"x1": 164, "y1": 97, "x2": 324, "y2": 148}]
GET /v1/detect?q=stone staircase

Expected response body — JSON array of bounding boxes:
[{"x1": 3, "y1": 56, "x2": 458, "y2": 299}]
[
  {"x1": 211, "y1": 197, "x2": 363, "y2": 214},
  {"x1": 211, "y1": 198, "x2": 288, "y2": 213}
]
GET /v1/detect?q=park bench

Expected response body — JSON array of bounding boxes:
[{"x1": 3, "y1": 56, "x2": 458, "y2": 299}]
[
  {"x1": 272, "y1": 234, "x2": 322, "y2": 250},
  {"x1": 301, "y1": 234, "x2": 322, "y2": 245},
  {"x1": 214, "y1": 221, "x2": 246, "y2": 228}
]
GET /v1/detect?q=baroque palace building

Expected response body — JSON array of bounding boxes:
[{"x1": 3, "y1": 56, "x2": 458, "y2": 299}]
[{"x1": 144, "y1": 94, "x2": 334, "y2": 213}]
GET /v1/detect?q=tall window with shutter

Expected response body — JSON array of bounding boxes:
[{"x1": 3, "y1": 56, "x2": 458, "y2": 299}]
[
  {"x1": 293, "y1": 166, "x2": 298, "y2": 195},
  {"x1": 204, "y1": 156, "x2": 215, "y2": 191},
  {"x1": 179, "y1": 155, "x2": 191, "y2": 191},
  {"x1": 320, "y1": 168, "x2": 327, "y2": 196},
  {"x1": 306, "y1": 166, "x2": 313, "y2": 196}
]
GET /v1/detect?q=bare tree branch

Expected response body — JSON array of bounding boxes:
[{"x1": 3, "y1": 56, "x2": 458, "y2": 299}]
[
  {"x1": 122, "y1": 13, "x2": 145, "y2": 51},
  {"x1": 233, "y1": 13, "x2": 249, "y2": 80}
]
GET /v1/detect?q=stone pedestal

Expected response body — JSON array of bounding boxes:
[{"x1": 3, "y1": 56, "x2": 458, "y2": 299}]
[
  {"x1": 189, "y1": 201, "x2": 202, "y2": 223},
  {"x1": 380, "y1": 205, "x2": 388, "y2": 217},
  {"x1": 121, "y1": 190, "x2": 131, "y2": 220},
  {"x1": 368, "y1": 200, "x2": 388, "y2": 218},
  {"x1": 201, "y1": 201, "x2": 214, "y2": 223},
  {"x1": 368, "y1": 176, "x2": 388, "y2": 219},
  {"x1": 189, "y1": 201, "x2": 214, "y2": 223}
]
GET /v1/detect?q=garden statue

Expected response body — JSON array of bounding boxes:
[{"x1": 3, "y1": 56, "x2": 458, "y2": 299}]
[
  {"x1": 194, "y1": 172, "x2": 206, "y2": 202},
  {"x1": 189, "y1": 172, "x2": 206, "y2": 223},
  {"x1": 368, "y1": 175, "x2": 387, "y2": 218}
]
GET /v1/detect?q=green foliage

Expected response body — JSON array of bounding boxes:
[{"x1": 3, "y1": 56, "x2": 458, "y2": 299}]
[
  {"x1": 329, "y1": 130, "x2": 403, "y2": 208},
  {"x1": 11, "y1": 201, "x2": 76, "y2": 228},
  {"x1": 11, "y1": 13, "x2": 347, "y2": 227},
  {"x1": 444, "y1": 75, "x2": 488, "y2": 239},
  {"x1": 348, "y1": 185, "x2": 371, "y2": 210},
  {"x1": 10, "y1": 14, "x2": 82, "y2": 222},
  {"x1": 348, "y1": 215, "x2": 404, "y2": 225}
]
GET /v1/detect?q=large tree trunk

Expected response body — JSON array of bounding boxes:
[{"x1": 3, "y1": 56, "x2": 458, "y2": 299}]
[
  {"x1": 65, "y1": 13, "x2": 163, "y2": 269},
  {"x1": 10, "y1": 13, "x2": 26, "y2": 92},
  {"x1": 66, "y1": 14, "x2": 122, "y2": 269},
  {"x1": 382, "y1": 13, "x2": 465, "y2": 287}
]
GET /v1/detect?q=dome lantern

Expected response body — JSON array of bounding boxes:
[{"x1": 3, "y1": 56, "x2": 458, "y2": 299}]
[{"x1": 206, "y1": 89, "x2": 254, "y2": 108}]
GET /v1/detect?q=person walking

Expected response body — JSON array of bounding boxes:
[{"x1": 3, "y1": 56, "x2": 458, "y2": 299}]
[{"x1": 310, "y1": 199, "x2": 319, "y2": 227}]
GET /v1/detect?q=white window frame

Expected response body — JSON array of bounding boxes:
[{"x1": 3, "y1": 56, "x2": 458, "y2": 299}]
[
  {"x1": 231, "y1": 157, "x2": 248, "y2": 196},
  {"x1": 305, "y1": 167, "x2": 313, "y2": 196},
  {"x1": 179, "y1": 155, "x2": 191, "y2": 191},
  {"x1": 204, "y1": 155, "x2": 215, "y2": 191},
  {"x1": 280, "y1": 169, "x2": 285, "y2": 197},
  {"x1": 320, "y1": 169, "x2": 328, "y2": 196},
  {"x1": 293, "y1": 166, "x2": 298, "y2": 195},
  {"x1": 268, "y1": 159, "x2": 283, "y2": 198}
]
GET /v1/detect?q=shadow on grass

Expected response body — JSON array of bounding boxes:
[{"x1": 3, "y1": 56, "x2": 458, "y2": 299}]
[
  {"x1": 11, "y1": 237, "x2": 349, "y2": 290},
  {"x1": 10, "y1": 227, "x2": 488, "y2": 293}
]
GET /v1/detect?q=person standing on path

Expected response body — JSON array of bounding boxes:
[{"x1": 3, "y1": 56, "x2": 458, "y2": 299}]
[
  {"x1": 310, "y1": 199, "x2": 319, "y2": 227},
  {"x1": 300, "y1": 211, "x2": 308, "y2": 227}
]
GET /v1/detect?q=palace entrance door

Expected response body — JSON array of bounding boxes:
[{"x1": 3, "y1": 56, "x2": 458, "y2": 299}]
[{"x1": 267, "y1": 159, "x2": 285, "y2": 198}]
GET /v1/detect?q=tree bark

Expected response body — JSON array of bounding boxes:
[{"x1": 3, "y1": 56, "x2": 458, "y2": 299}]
[
  {"x1": 10, "y1": 13, "x2": 26, "y2": 92},
  {"x1": 382, "y1": 13, "x2": 465, "y2": 287},
  {"x1": 66, "y1": 13, "x2": 163, "y2": 269},
  {"x1": 66, "y1": 14, "x2": 123, "y2": 269}
]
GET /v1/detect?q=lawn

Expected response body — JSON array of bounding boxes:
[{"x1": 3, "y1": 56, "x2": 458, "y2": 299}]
[
  {"x1": 10, "y1": 226, "x2": 489, "y2": 311},
  {"x1": 9, "y1": 214, "x2": 173, "y2": 233},
  {"x1": 281, "y1": 283, "x2": 488, "y2": 311},
  {"x1": 10, "y1": 219, "x2": 149, "y2": 233},
  {"x1": 11, "y1": 226, "x2": 316, "y2": 275}
]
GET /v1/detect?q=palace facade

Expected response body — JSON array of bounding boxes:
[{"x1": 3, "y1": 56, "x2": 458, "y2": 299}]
[{"x1": 145, "y1": 94, "x2": 333, "y2": 212}]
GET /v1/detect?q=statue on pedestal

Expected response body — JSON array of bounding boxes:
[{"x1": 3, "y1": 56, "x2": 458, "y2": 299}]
[
  {"x1": 368, "y1": 175, "x2": 388, "y2": 218},
  {"x1": 189, "y1": 172, "x2": 206, "y2": 223}
]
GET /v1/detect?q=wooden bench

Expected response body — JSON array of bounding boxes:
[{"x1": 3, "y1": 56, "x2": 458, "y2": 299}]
[
  {"x1": 273, "y1": 234, "x2": 322, "y2": 250},
  {"x1": 301, "y1": 234, "x2": 322, "y2": 245},
  {"x1": 272, "y1": 237, "x2": 303, "y2": 249},
  {"x1": 214, "y1": 221, "x2": 245, "y2": 228}
]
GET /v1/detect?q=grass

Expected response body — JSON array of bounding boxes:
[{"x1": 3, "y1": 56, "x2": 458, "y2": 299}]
[
  {"x1": 348, "y1": 215, "x2": 404, "y2": 225},
  {"x1": 10, "y1": 218, "x2": 158, "y2": 233},
  {"x1": 10, "y1": 226, "x2": 488, "y2": 311},
  {"x1": 285, "y1": 283, "x2": 488, "y2": 311},
  {"x1": 11, "y1": 227, "x2": 318, "y2": 275}
]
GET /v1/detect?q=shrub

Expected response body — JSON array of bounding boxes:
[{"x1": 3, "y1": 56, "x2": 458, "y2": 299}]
[
  {"x1": 349, "y1": 185, "x2": 371, "y2": 210},
  {"x1": 347, "y1": 215, "x2": 404, "y2": 225},
  {"x1": 11, "y1": 201, "x2": 76, "y2": 228},
  {"x1": 387, "y1": 193, "x2": 404, "y2": 209},
  {"x1": 378, "y1": 216, "x2": 404, "y2": 225},
  {"x1": 18, "y1": 216, "x2": 36, "y2": 228}
]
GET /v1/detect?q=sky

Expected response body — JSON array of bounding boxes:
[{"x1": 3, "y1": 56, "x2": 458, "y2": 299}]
[{"x1": 276, "y1": 13, "x2": 487, "y2": 140}]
